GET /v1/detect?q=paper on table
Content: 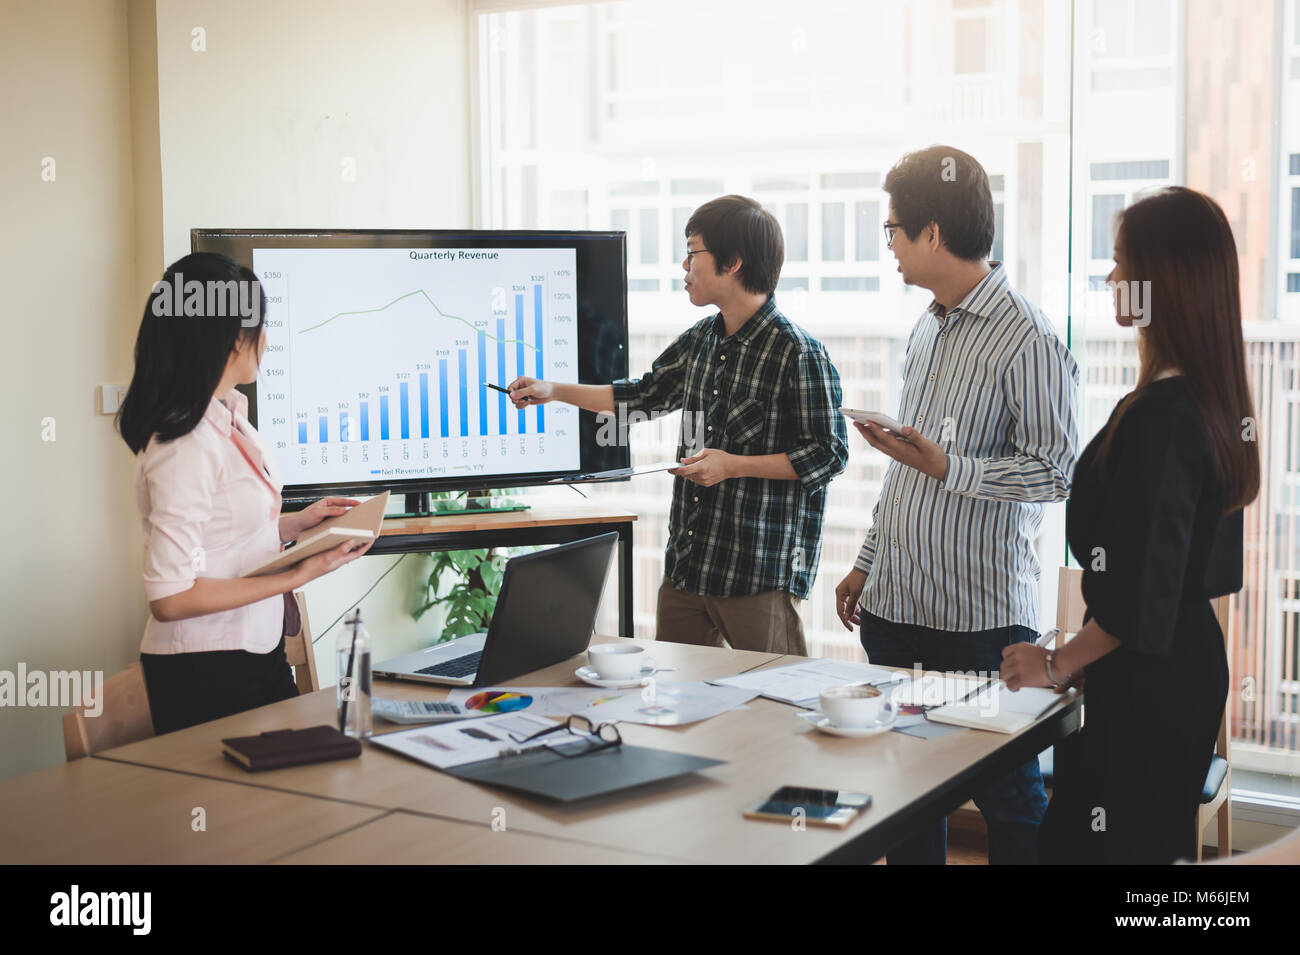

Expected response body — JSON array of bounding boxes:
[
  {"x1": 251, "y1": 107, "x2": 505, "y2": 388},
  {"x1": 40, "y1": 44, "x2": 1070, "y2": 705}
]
[
  {"x1": 925, "y1": 683, "x2": 1064, "y2": 735},
  {"x1": 444, "y1": 686, "x2": 616, "y2": 719},
  {"x1": 370, "y1": 711, "x2": 565, "y2": 769},
  {"x1": 572, "y1": 681, "x2": 758, "y2": 726},
  {"x1": 708, "y1": 659, "x2": 905, "y2": 708}
]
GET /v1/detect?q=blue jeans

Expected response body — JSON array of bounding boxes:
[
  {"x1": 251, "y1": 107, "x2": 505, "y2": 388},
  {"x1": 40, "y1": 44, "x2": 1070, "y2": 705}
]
[{"x1": 859, "y1": 609, "x2": 1048, "y2": 865}]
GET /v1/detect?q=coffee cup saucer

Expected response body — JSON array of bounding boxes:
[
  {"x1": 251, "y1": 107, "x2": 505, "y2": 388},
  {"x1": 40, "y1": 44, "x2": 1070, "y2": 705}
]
[
  {"x1": 797, "y1": 707, "x2": 897, "y2": 738},
  {"x1": 575, "y1": 664, "x2": 656, "y2": 688}
]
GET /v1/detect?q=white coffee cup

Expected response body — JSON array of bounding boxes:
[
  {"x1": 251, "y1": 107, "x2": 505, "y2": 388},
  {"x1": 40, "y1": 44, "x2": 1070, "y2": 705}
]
[
  {"x1": 819, "y1": 684, "x2": 890, "y2": 729},
  {"x1": 588, "y1": 644, "x2": 654, "y2": 681}
]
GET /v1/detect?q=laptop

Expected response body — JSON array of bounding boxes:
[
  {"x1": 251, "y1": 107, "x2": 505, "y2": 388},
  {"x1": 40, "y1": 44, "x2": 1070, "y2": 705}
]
[{"x1": 372, "y1": 532, "x2": 617, "y2": 687}]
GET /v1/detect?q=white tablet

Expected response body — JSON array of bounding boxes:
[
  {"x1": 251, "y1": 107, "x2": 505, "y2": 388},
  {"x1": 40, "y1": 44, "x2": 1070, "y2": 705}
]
[{"x1": 840, "y1": 408, "x2": 905, "y2": 433}]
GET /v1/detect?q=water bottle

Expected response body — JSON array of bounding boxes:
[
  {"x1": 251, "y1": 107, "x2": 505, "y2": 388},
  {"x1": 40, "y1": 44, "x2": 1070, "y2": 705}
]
[{"x1": 336, "y1": 609, "x2": 372, "y2": 737}]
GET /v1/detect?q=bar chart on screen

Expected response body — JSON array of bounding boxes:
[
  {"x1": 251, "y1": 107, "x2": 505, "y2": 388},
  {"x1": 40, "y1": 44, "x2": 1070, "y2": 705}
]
[{"x1": 251, "y1": 247, "x2": 582, "y2": 486}]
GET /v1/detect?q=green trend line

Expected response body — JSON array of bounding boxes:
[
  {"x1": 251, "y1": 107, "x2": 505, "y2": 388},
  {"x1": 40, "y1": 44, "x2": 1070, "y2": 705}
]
[{"x1": 298, "y1": 288, "x2": 539, "y2": 351}]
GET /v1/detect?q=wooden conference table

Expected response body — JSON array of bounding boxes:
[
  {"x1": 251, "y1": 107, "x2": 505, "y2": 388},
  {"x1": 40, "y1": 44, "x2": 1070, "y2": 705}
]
[{"x1": 0, "y1": 638, "x2": 1079, "y2": 865}]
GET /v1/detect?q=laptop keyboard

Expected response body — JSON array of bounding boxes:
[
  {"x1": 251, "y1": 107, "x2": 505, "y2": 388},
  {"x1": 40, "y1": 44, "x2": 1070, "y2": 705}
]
[{"x1": 415, "y1": 651, "x2": 483, "y2": 679}]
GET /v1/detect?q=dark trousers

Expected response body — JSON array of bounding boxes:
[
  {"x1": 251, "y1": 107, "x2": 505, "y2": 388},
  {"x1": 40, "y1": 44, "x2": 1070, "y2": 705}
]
[
  {"x1": 140, "y1": 636, "x2": 299, "y2": 735},
  {"x1": 859, "y1": 609, "x2": 1049, "y2": 865}
]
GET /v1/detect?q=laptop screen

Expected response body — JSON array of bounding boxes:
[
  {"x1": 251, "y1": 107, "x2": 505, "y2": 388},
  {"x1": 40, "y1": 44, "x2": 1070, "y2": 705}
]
[{"x1": 474, "y1": 532, "x2": 618, "y2": 685}]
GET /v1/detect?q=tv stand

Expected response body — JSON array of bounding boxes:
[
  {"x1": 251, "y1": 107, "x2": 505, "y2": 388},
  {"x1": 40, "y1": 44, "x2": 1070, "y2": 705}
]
[
  {"x1": 398, "y1": 489, "x2": 528, "y2": 518},
  {"x1": 373, "y1": 504, "x2": 638, "y2": 637}
]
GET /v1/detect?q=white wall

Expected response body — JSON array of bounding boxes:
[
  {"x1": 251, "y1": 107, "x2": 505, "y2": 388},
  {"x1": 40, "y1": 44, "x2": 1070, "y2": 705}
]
[
  {"x1": 0, "y1": 0, "x2": 472, "y2": 780},
  {"x1": 154, "y1": 0, "x2": 472, "y2": 262},
  {"x1": 0, "y1": 0, "x2": 143, "y2": 780}
]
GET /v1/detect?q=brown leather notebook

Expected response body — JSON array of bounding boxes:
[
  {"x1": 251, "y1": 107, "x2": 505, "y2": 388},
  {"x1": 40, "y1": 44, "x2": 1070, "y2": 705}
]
[{"x1": 221, "y1": 725, "x2": 361, "y2": 772}]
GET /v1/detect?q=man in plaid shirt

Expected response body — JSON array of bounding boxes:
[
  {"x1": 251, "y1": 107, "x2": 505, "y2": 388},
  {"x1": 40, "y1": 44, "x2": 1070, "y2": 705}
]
[{"x1": 508, "y1": 195, "x2": 847, "y2": 653}]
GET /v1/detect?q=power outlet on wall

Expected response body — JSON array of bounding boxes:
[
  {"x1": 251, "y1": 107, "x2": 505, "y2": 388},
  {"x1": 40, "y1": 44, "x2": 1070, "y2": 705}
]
[{"x1": 98, "y1": 384, "x2": 129, "y2": 415}]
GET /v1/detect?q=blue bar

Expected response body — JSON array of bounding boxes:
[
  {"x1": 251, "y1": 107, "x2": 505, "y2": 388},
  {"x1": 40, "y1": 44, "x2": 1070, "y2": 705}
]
[
  {"x1": 515, "y1": 294, "x2": 526, "y2": 434},
  {"x1": 419, "y1": 373, "x2": 430, "y2": 439},
  {"x1": 438, "y1": 359, "x2": 449, "y2": 438},
  {"x1": 339, "y1": 411, "x2": 349, "y2": 443},
  {"x1": 399, "y1": 382, "x2": 410, "y2": 439},
  {"x1": 298, "y1": 421, "x2": 307, "y2": 444},
  {"x1": 477, "y1": 330, "x2": 488, "y2": 436},
  {"x1": 458, "y1": 349, "x2": 468, "y2": 437},
  {"x1": 318, "y1": 416, "x2": 328, "y2": 443},
  {"x1": 380, "y1": 395, "x2": 389, "y2": 440},
  {"x1": 534, "y1": 284, "x2": 544, "y2": 433},
  {"x1": 496, "y1": 318, "x2": 507, "y2": 434},
  {"x1": 360, "y1": 401, "x2": 369, "y2": 441}
]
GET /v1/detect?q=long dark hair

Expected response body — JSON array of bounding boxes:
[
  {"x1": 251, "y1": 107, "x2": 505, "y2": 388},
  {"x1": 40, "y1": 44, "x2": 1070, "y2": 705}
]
[
  {"x1": 1098, "y1": 187, "x2": 1259, "y2": 511},
  {"x1": 118, "y1": 253, "x2": 266, "y2": 454}
]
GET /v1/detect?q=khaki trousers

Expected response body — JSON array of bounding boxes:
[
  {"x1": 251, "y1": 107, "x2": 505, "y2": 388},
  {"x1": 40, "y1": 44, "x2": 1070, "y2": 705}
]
[{"x1": 654, "y1": 578, "x2": 807, "y2": 655}]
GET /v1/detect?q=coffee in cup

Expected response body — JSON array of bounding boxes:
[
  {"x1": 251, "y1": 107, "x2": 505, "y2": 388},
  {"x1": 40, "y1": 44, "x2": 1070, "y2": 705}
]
[
  {"x1": 819, "y1": 684, "x2": 889, "y2": 728},
  {"x1": 588, "y1": 644, "x2": 652, "y2": 680}
]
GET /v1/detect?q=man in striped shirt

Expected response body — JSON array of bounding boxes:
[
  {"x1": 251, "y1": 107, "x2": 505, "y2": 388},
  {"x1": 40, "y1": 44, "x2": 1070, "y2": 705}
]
[
  {"x1": 835, "y1": 147, "x2": 1079, "y2": 865},
  {"x1": 510, "y1": 196, "x2": 848, "y2": 654}
]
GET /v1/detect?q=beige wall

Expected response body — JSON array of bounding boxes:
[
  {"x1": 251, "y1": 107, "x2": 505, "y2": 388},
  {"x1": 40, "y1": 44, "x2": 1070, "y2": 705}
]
[
  {"x1": 153, "y1": 0, "x2": 472, "y2": 262},
  {"x1": 0, "y1": 0, "x2": 471, "y2": 780},
  {"x1": 1, "y1": 0, "x2": 144, "y2": 780}
]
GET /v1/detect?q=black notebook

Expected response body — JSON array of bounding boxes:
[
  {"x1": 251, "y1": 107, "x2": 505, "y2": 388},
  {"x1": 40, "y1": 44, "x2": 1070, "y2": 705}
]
[{"x1": 221, "y1": 725, "x2": 362, "y2": 772}]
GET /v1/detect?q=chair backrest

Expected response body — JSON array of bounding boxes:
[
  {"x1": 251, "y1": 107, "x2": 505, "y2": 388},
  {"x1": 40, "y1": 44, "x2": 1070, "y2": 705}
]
[
  {"x1": 282, "y1": 590, "x2": 319, "y2": 694},
  {"x1": 1205, "y1": 822, "x2": 1300, "y2": 864},
  {"x1": 1055, "y1": 566, "x2": 1086, "y2": 646},
  {"x1": 1212, "y1": 594, "x2": 1232, "y2": 760},
  {"x1": 62, "y1": 663, "x2": 154, "y2": 761}
]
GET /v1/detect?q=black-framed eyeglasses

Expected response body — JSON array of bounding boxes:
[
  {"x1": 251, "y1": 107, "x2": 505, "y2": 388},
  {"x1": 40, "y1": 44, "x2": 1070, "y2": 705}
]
[
  {"x1": 507, "y1": 714, "x2": 622, "y2": 758},
  {"x1": 883, "y1": 221, "x2": 902, "y2": 249},
  {"x1": 684, "y1": 248, "x2": 710, "y2": 261}
]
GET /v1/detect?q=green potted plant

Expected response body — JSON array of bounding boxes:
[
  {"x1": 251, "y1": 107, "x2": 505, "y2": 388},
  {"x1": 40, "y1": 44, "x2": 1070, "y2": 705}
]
[{"x1": 411, "y1": 490, "x2": 514, "y2": 639}]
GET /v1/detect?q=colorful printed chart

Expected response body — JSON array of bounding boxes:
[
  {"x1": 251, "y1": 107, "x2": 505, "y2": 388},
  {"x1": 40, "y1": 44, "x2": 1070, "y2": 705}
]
[{"x1": 464, "y1": 690, "x2": 534, "y2": 713}]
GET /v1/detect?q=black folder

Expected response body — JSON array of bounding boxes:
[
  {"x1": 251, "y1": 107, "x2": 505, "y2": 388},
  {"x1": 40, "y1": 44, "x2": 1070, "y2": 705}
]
[
  {"x1": 372, "y1": 732, "x2": 723, "y2": 803},
  {"x1": 446, "y1": 742, "x2": 723, "y2": 802}
]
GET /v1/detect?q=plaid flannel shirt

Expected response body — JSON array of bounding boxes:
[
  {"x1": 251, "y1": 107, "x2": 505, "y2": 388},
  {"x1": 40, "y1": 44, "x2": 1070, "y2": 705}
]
[{"x1": 612, "y1": 296, "x2": 848, "y2": 598}]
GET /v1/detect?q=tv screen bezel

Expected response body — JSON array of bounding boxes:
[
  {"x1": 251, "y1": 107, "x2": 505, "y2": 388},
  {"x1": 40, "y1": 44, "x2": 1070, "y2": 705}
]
[{"x1": 190, "y1": 227, "x2": 630, "y2": 502}]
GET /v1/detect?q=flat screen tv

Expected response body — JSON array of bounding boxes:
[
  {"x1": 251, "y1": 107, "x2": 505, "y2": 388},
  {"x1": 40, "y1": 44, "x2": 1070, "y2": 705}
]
[{"x1": 191, "y1": 229, "x2": 629, "y2": 504}]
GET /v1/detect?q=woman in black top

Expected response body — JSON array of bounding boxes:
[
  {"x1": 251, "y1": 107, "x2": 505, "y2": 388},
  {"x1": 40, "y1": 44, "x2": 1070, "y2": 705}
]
[{"x1": 1002, "y1": 187, "x2": 1259, "y2": 864}]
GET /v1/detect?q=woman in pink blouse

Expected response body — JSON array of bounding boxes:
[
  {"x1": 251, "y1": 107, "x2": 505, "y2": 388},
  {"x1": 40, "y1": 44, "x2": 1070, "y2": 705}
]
[{"x1": 118, "y1": 253, "x2": 372, "y2": 733}]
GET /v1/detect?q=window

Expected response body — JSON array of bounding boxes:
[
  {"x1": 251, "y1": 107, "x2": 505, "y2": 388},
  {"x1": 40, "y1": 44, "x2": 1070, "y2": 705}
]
[
  {"x1": 639, "y1": 208, "x2": 659, "y2": 265},
  {"x1": 1293, "y1": 188, "x2": 1300, "y2": 259},
  {"x1": 785, "y1": 203, "x2": 809, "y2": 262},
  {"x1": 1091, "y1": 160, "x2": 1172, "y2": 180},
  {"x1": 476, "y1": 3, "x2": 1300, "y2": 771},
  {"x1": 855, "y1": 200, "x2": 879, "y2": 261},
  {"x1": 1091, "y1": 194, "x2": 1125, "y2": 259},
  {"x1": 822, "y1": 203, "x2": 845, "y2": 261},
  {"x1": 954, "y1": 16, "x2": 988, "y2": 74},
  {"x1": 991, "y1": 201, "x2": 1004, "y2": 264}
]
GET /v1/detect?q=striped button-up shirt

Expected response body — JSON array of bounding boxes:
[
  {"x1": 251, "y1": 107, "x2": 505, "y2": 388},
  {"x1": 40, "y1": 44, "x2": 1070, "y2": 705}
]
[
  {"x1": 855, "y1": 265, "x2": 1079, "y2": 631},
  {"x1": 613, "y1": 296, "x2": 848, "y2": 599}
]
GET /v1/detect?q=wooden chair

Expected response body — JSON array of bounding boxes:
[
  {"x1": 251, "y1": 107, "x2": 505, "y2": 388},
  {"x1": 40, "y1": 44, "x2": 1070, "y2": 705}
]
[
  {"x1": 63, "y1": 591, "x2": 318, "y2": 761},
  {"x1": 62, "y1": 663, "x2": 154, "y2": 761},
  {"x1": 1046, "y1": 567, "x2": 1232, "y2": 861},
  {"x1": 1202, "y1": 821, "x2": 1300, "y2": 865},
  {"x1": 1031, "y1": 567, "x2": 1086, "y2": 801},
  {"x1": 1196, "y1": 594, "x2": 1232, "y2": 860},
  {"x1": 283, "y1": 590, "x2": 320, "y2": 694}
]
